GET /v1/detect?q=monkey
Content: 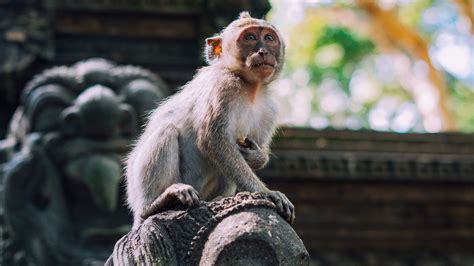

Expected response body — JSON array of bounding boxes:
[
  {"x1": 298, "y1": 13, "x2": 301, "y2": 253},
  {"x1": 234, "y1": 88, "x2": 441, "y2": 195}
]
[{"x1": 126, "y1": 11, "x2": 295, "y2": 229}]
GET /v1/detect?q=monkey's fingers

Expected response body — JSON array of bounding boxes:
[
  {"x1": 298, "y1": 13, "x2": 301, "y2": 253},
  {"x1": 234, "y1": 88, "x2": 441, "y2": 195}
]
[
  {"x1": 238, "y1": 145, "x2": 251, "y2": 155},
  {"x1": 280, "y1": 193, "x2": 295, "y2": 224},
  {"x1": 166, "y1": 183, "x2": 199, "y2": 208},
  {"x1": 288, "y1": 202, "x2": 295, "y2": 225},
  {"x1": 282, "y1": 202, "x2": 291, "y2": 223},
  {"x1": 244, "y1": 138, "x2": 258, "y2": 149},
  {"x1": 269, "y1": 193, "x2": 285, "y2": 220},
  {"x1": 283, "y1": 200, "x2": 295, "y2": 225},
  {"x1": 183, "y1": 186, "x2": 199, "y2": 205},
  {"x1": 188, "y1": 189, "x2": 201, "y2": 206},
  {"x1": 181, "y1": 190, "x2": 198, "y2": 207},
  {"x1": 175, "y1": 192, "x2": 188, "y2": 206},
  {"x1": 269, "y1": 191, "x2": 294, "y2": 224}
]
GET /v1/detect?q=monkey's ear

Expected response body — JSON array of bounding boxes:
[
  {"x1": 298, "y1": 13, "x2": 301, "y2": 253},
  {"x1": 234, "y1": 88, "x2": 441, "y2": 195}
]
[
  {"x1": 205, "y1": 36, "x2": 222, "y2": 64},
  {"x1": 239, "y1": 11, "x2": 251, "y2": 19}
]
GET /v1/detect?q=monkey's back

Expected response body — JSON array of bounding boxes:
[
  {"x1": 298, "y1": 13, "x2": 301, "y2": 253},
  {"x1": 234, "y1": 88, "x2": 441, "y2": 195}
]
[{"x1": 125, "y1": 67, "x2": 224, "y2": 215}]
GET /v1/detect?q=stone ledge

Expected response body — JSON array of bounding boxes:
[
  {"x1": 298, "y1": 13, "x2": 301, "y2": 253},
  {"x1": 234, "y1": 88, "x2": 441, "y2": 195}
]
[{"x1": 260, "y1": 127, "x2": 474, "y2": 182}]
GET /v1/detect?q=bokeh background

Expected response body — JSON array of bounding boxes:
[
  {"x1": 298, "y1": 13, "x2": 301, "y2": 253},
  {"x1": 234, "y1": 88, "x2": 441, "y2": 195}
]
[{"x1": 269, "y1": 0, "x2": 473, "y2": 133}]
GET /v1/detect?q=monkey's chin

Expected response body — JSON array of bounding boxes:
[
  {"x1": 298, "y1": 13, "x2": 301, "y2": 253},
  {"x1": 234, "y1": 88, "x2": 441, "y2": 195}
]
[{"x1": 252, "y1": 65, "x2": 275, "y2": 81}]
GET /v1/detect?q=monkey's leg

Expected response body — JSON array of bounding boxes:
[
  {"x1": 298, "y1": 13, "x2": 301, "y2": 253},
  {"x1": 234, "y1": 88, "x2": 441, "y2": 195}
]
[
  {"x1": 141, "y1": 183, "x2": 200, "y2": 221},
  {"x1": 131, "y1": 125, "x2": 200, "y2": 226},
  {"x1": 237, "y1": 138, "x2": 269, "y2": 170}
]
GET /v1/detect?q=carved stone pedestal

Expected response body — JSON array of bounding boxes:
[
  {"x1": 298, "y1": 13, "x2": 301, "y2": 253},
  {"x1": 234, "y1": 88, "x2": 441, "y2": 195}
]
[{"x1": 108, "y1": 192, "x2": 309, "y2": 266}]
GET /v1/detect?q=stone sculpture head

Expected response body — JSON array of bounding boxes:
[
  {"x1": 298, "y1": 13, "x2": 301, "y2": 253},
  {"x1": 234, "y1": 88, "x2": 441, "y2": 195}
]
[{"x1": 0, "y1": 58, "x2": 169, "y2": 265}]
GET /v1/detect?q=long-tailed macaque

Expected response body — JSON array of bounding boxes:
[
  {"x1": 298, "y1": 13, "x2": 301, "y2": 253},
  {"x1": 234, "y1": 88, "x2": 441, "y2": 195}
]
[{"x1": 126, "y1": 12, "x2": 294, "y2": 229}]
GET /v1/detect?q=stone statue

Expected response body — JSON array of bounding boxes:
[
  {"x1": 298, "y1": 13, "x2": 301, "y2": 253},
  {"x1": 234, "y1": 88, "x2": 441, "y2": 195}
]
[
  {"x1": 107, "y1": 192, "x2": 309, "y2": 266},
  {"x1": 0, "y1": 58, "x2": 168, "y2": 265}
]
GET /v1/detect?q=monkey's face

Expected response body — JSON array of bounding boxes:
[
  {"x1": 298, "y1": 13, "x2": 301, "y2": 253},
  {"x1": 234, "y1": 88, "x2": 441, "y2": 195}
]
[
  {"x1": 236, "y1": 26, "x2": 282, "y2": 82},
  {"x1": 205, "y1": 15, "x2": 285, "y2": 84}
]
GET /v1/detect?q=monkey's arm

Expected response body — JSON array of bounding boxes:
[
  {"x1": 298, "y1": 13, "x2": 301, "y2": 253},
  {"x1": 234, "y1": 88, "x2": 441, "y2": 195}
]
[
  {"x1": 197, "y1": 87, "x2": 294, "y2": 223},
  {"x1": 201, "y1": 131, "x2": 294, "y2": 223},
  {"x1": 242, "y1": 99, "x2": 278, "y2": 171},
  {"x1": 198, "y1": 114, "x2": 268, "y2": 193}
]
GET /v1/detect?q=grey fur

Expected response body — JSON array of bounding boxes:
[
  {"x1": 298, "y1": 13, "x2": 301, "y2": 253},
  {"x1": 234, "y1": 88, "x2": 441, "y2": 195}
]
[{"x1": 125, "y1": 13, "x2": 294, "y2": 228}]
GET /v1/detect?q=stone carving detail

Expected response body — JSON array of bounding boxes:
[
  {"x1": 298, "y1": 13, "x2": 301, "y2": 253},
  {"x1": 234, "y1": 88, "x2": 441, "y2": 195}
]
[
  {"x1": 0, "y1": 58, "x2": 168, "y2": 265},
  {"x1": 108, "y1": 192, "x2": 309, "y2": 266},
  {"x1": 260, "y1": 129, "x2": 474, "y2": 182}
]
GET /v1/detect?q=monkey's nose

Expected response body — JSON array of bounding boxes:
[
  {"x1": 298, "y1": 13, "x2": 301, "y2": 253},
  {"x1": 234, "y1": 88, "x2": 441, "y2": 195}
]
[{"x1": 258, "y1": 48, "x2": 268, "y2": 56}]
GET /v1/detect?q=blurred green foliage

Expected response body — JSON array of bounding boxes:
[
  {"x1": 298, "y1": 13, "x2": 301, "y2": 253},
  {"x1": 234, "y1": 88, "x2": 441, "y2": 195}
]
[
  {"x1": 448, "y1": 75, "x2": 474, "y2": 132},
  {"x1": 270, "y1": 0, "x2": 474, "y2": 133},
  {"x1": 295, "y1": 26, "x2": 375, "y2": 92}
]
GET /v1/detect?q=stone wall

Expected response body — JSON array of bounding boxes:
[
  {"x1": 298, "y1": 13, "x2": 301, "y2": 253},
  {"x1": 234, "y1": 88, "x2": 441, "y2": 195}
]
[
  {"x1": 0, "y1": 0, "x2": 270, "y2": 137},
  {"x1": 260, "y1": 128, "x2": 474, "y2": 265}
]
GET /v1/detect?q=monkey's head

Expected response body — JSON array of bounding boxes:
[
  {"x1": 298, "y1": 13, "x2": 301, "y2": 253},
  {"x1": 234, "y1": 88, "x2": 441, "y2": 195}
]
[{"x1": 205, "y1": 12, "x2": 285, "y2": 84}]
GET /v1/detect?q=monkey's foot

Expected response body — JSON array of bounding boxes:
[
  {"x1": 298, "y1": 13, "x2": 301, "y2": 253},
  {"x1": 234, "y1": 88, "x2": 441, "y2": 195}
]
[
  {"x1": 141, "y1": 183, "x2": 200, "y2": 220},
  {"x1": 267, "y1": 190, "x2": 295, "y2": 225}
]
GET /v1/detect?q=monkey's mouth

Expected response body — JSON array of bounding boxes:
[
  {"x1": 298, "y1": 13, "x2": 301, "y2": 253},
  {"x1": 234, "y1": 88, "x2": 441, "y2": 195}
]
[{"x1": 251, "y1": 62, "x2": 274, "y2": 68}]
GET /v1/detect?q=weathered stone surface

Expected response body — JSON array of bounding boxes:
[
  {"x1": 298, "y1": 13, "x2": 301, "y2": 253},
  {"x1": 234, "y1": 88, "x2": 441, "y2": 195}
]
[{"x1": 108, "y1": 192, "x2": 309, "y2": 266}]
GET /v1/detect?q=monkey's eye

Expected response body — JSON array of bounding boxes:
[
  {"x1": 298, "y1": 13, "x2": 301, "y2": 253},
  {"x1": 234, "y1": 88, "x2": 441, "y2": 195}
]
[
  {"x1": 245, "y1": 34, "x2": 257, "y2": 41},
  {"x1": 264, "y1": 34, "x2": 274, "y2": 41}
]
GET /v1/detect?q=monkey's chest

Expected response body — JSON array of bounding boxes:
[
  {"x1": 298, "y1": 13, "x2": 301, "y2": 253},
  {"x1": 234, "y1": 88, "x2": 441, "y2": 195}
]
[{"x1": 228, "y1": 103, "x2": 265, "y2": 140}]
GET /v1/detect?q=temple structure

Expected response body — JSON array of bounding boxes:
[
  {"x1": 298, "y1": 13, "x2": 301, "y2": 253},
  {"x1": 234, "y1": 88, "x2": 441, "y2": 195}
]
[
  {"x1": 260, "y1": 128, "x2": 474, "y2": 265},
  {"x1": 1, "y1": 1, "x2": 473, "y2": 265}
]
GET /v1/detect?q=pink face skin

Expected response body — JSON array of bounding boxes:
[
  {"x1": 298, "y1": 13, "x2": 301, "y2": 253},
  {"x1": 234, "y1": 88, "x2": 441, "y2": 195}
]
[{"x1": 235, "y1": 26, "x2": 281, "y2": 82}]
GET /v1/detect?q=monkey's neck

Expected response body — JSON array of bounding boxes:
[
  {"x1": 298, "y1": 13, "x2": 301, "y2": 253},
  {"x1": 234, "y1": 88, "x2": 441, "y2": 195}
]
[
  {"x1": 246, "y1": 82, "x2": 261, "y2": 104},
  {"x1": 235, "y1": 74, "x2": 262, "y2": 103},
  {"x1": 224, "y1": 67, "x2": 266, "y2": 103}
]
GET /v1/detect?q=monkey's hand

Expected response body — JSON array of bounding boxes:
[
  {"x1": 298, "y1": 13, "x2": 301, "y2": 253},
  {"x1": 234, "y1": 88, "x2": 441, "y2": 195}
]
[
  {"x1": 267, "y1": 190, "x2": 295, "y2": 224},
  {"x1": 141, "y1": 183, "x2": 200, "y2": 220},
  {"x1": 237, "y1": 138, "x2": 269, "y2": 171}
]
